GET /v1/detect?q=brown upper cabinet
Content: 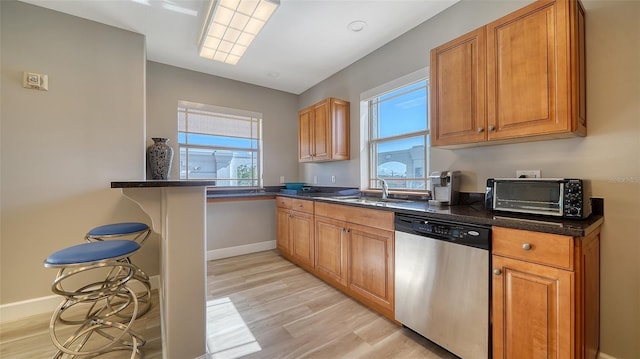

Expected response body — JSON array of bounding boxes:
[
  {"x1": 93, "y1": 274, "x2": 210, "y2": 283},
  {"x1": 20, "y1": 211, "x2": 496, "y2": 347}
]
[
  {"x1": 430, "y1": 0, "x2": 586, "y2": 147},
  {"x1": 298, "y1": 98, "x2": 350, "y2": 162}
]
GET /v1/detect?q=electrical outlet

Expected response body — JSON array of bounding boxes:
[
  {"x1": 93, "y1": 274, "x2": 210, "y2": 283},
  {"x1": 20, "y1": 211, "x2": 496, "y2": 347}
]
[
  {"x1": 331, "y1": 175, "x2": 336, "y2": 183},
  {"x1": 516, "y1": 170, "x2": 541, "y2": 178},
  {"x1": 280, "y1": 176, "x2": 285, "y2": 183}
]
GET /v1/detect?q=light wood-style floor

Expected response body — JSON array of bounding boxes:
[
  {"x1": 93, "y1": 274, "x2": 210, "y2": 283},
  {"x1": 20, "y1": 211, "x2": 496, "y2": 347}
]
[
  {"x1": 206, "y1": 250, "x2": 456, "y2": 359},
  {"x1": 0, "y1": 289, "x2": 163, "y2": 359},
  {"x1": 1, "y1": 250, "x2": 456, "y2": 358}
]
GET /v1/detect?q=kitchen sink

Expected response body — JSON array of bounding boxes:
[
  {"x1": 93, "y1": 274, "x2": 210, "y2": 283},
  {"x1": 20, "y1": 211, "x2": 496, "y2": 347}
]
[{"x1": 317, "y1": 195, "x2": 413, "y2": 207}]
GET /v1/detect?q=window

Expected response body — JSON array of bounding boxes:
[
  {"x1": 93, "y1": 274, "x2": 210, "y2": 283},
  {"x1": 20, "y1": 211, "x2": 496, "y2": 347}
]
[
  {"x1": 178, "y1": 101, "x2": 262, "y2": 187},
  {"x1": 365, "y1": 75, "x2": 429, "y2": 191}
]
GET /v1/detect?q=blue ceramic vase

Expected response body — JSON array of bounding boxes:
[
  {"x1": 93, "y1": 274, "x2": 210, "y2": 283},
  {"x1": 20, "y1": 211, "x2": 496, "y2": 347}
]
[{"x1": 147, "y1": 137, "x2": 173, "y2": 180}]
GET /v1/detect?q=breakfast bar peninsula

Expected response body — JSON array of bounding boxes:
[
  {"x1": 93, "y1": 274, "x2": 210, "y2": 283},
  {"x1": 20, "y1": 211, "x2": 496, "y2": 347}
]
[{"x1": 111, "y1": 180, "x2": 217, "y2": 359}]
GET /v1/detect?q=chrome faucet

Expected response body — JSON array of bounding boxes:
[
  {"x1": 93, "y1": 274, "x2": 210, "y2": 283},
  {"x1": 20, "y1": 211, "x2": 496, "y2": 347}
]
[{"x1": 378, "y1": 178, "x2": 389, "y2": 200}]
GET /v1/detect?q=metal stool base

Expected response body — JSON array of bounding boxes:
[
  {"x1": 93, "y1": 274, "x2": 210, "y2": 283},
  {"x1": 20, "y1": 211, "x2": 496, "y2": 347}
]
[
  {"x1": 48, "y1": 259, "x2": 146, "y2": 358},
  {"x1": 85, "y1": 223, "x2": 152, "y2": 320}
]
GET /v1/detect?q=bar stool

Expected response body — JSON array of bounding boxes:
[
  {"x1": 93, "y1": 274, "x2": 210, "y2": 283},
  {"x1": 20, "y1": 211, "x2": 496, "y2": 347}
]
[
  {"x1": 44, "y1": 240, "x2": 146, "y2": 358},
  {"x1": 85, "y1": 222, "x2": 152, "y2": 318}
]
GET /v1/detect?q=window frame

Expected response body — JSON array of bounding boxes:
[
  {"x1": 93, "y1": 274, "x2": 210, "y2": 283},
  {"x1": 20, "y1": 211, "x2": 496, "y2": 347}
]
[
  {"x1": 360, "y1": 68, "x2": 430, "y2": 192},
  {"x1": 177, "y1": 100, "x2": 263, "y2": 189}
]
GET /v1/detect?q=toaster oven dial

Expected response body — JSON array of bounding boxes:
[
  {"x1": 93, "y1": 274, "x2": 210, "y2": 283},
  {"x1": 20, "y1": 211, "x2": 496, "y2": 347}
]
[
  {"x1": 565, "y1": 207, "x2": 580, "y2": 216},
  {"x1": 566, "y1": 193, "x2": 581, "y2": 203},
  {"x1": 565, "y1": 181, "x2": 582, "y2": 194}
]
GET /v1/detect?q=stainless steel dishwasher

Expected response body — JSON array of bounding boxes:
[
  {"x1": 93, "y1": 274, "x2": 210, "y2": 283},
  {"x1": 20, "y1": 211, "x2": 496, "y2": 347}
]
[{"x1": 395, "y1": 213, "x2": 491, "y2": 358}]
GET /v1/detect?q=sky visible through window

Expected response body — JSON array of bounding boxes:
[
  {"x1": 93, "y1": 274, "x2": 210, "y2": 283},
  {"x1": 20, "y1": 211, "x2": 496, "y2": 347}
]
[
  {"x1": 377, "y1": 80, "x2": 427, "y2": 141},
  {"x1": 370, "y1": 79, "x2": 428, "y2": 189}
]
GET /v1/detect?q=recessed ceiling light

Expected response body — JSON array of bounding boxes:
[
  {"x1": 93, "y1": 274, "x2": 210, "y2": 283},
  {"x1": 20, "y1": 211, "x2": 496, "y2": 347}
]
[
  {"x1": 347, "y1": 20, "x2": 367, "y2": 32},
  {"x1": 198, "y1": 0, "x2": 280, "y2": 65},
  {"x1": 267, "y1": 71, "x2": 280, "y2": 78}
]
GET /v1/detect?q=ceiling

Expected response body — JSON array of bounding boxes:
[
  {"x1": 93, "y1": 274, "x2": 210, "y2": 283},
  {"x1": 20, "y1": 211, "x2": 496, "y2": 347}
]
[{"x1": 19, "y1": 0, "x2": 459, "y2": 94}]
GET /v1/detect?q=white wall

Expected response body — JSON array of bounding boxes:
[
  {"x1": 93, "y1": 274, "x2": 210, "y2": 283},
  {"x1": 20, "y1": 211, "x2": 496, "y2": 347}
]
[
  {"x1": 146, "y1": 61, "x2": 299, "y2": 185},
  {"x1": 207, "y1": 199, "x2": 276, "y2": 257},
  {"x1": 0, "y1": 1, "x2": 153, "y2": 304},
  {"x1": 145, "y1": 62, "x2": 298, "y2": 255},
  {"x1": 0, "y1": 2, "x2": 299, "y2": 306},
  {"x1": 298, "y1": 1, "x2": 640, "y2": 357}
]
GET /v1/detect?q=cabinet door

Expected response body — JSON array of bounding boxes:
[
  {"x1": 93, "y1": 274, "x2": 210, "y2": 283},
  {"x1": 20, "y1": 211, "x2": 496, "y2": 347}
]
[
  {"x1": 276, "y1": 207, "x2": 291, "y2": 255},
  {"x1": 492, "y1": 255, "x2": 573, "y2": 359},
  {"x1": 348, "y1": 223, "x2": 394, "y2": 315},
  {"x1": 314, "y1": 216, "x2": 348, "y2": 288},
  {"x1": 311, "y1": 99, "x2": 331, "y2": 161},
  {"x1": 430, "y1": 27, "x2": 487, "y2": 146},
  {"x1": 330, "y1": 98, "x2": 350, "y2": 160},
  {"x1": 487, "y1": 0, "x2": 572, "y2": 140},
  {"x1": 290, "y1": 211, "x2": 314, "y2": 269},
  {"x1": 298, "y1": 107, "x2": 313, "y2": 162}
]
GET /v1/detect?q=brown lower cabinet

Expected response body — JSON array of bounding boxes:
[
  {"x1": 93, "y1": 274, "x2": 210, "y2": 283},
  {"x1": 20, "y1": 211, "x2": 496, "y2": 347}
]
[
  {"x1": 314, "y1": 201, "x2": 395, "y2": 320},
  {"x1": 277, "y1": 197, "x2": 601, "y2": 357},
  {"x1": 276, "y1": 196, "x2": 315, "y2": 272},
  {"x1": 314, "y1": 216, "x2": 349, "y2": 288},
  {"x1": 276, "y1": 197, "x2": 395, "y2": 321},
  {"x1": 491, "y1": 226, "x2": 601, "y2": 359}
]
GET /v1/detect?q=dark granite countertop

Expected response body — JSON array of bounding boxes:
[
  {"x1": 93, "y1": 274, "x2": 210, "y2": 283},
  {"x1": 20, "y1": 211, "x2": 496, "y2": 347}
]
[
  {"x1": 114, "y1": 183, "x2": 603, "y2": 237},
  {"x1": 274, "y1": 190, "x2": 604, "y2": 237},
  {"x1": 111, "y1": 180, "x2": 219, "y2": 188}
]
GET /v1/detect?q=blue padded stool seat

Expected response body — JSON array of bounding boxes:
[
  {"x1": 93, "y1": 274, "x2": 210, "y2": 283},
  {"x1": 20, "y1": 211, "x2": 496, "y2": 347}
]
[
  {"x1": 87, "y1": 222, "x2": 149, "y2": 237},
  {"x1": 45, "y1": 240, "x2": 140, "y2": 267}
]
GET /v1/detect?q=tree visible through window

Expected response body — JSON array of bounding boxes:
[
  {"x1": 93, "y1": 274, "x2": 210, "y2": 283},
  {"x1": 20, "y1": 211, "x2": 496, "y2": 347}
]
[
  {"x1": 178, "y1": 101, "x2": 262, "y2": 187},
  {"x1": 367, "y1": 80, "x2": 429, "y2": 191}
]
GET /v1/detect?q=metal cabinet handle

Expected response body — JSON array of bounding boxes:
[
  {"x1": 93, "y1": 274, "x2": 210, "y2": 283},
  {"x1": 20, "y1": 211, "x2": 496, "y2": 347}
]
[
  {"x1": 493, "y1": 269, "x2": 502, "y2": 275},
  {"x1": 488, "y1": 125, "x2": 496, "y2": 131},
  {"x1": 477, "y1": 127, "x2": 484, "y2": 133},
  {"x1": 522, "y1": 243, "x2": 532, "y2": 251}
]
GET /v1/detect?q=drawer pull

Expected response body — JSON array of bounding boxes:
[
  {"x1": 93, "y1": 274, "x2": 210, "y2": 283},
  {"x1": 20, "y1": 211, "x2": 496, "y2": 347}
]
[
  {"x1": 493, "y1": 269, "x2": 502, "y2": 276},
  {"x1": 477, "y1": 127, "x2": 484, "y2": 133},
  {"x1": 522, "y1": 243, "x2": 532, "y2": 251}
]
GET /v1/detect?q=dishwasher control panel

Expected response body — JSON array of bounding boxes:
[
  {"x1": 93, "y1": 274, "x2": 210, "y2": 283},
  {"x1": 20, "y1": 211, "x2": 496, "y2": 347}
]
[
  {"x1": 395, "y1": 214, "x2": 490, "y2": 250},
  {"x1": 412, "y1": 221, "x2": 477, "y2": 238}
]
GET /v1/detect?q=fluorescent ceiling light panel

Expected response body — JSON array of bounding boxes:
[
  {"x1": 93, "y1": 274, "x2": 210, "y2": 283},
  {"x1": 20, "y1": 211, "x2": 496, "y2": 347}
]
[{"x1": 199, "y1": 0, "x2": 279, "y2": 65}]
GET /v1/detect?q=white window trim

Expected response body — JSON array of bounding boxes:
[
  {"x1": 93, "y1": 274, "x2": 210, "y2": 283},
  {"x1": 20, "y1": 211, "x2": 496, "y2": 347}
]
[
  {"x1": 179, "y1": 100, "x2": 262, "y2": 120},
  {"x1": 178, "y1": 100, "x2": 264, "y2": 188},
  {"x1": 359, "y1": 67, "x2": 430, "y2": 191}
]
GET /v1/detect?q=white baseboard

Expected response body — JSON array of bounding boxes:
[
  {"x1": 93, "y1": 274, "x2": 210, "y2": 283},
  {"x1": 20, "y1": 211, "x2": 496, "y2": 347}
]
[
  {"x1": 207, "y1": 240, "x2": 276, "y2": 261},
  {"x1": 599, "y1": 352, "x2": 617, "y2": 359},
  {"x1": 0, "y1": 275, "x2": 160, "y2": 325},
  {"x1": 3, "y1": 241, "x2": 276, "y2": 324}
]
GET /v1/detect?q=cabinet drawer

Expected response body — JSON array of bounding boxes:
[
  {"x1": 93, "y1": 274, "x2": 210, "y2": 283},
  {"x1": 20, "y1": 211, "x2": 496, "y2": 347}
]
[
  {"x1": 292, "y1": 199, "x2": 314, "y2": 214},
  {"x1": 275, "y1": 196, "x2": 292, "y2": 209},
  {"x1": 492, "y1": 227, "x2": 574, "y2": 270},
  {"x1": 315, "y1": 202, "x2": 393, "y2": 232}
]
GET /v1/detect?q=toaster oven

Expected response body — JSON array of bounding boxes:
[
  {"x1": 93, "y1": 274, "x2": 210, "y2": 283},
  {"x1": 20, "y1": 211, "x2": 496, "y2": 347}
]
[{"x1": 485, "y1": 178, "x2": 592, "y2": 219}]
